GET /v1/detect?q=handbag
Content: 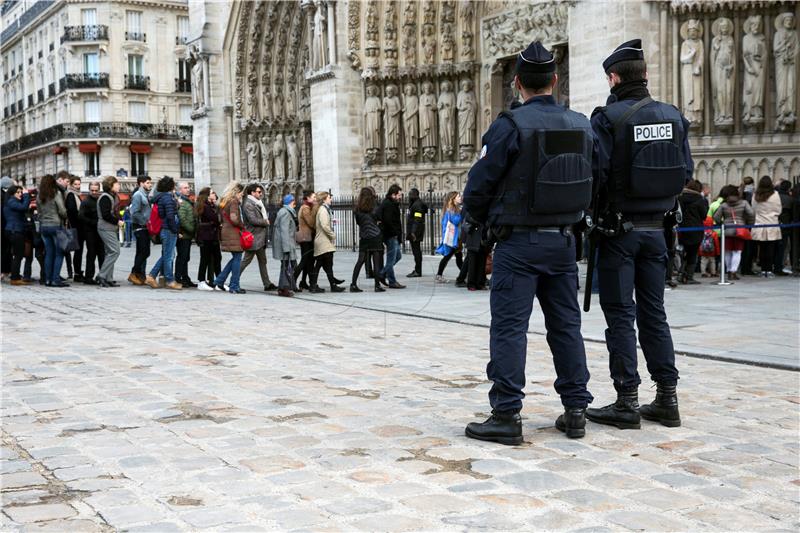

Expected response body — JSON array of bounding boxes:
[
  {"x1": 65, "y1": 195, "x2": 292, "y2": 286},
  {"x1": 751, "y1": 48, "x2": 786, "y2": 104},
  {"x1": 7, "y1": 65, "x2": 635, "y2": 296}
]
[
  {"x1": 56, "y1": 226, "x2": 80, "y2": 252},
  {"x1": 222, "y1": 209, "x2": 254, "y2": 250},
  {"x1": 443, "y1": 215, "x2": 457, "y2": 248},
  {"x1": 730, "y1": 210, "x2": 751, "y2": 241},
  {"x1": 485, "y1": 252, "x2": 493, "y2": 275}
]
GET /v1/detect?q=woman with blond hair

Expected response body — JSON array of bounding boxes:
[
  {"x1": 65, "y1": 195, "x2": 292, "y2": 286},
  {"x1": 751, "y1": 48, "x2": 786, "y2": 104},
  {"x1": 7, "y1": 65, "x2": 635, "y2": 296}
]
[
  {"x1": 435, "y1": 191, "x2": 464, "y2": 282},
  {"x1": 96, "y1": 175, "x2": 124, "y2": 287},
  {"x1": 310, "y1": 191, "x2": 345, "y2": 293},
  {"x1": 214, "y1": 181, "x2": 246, "y2": 294}
]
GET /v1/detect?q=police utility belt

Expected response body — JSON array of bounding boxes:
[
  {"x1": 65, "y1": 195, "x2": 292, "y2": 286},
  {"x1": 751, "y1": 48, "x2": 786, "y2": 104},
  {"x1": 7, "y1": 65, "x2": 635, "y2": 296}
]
[{"x1": 593, "y1": 211, "x2": 677, "y2": 237}]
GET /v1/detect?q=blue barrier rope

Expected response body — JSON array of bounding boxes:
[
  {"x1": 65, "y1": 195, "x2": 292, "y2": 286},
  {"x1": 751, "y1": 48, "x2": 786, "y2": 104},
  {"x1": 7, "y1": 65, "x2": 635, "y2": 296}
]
[{"x1": 675, "y1": 222, "x2": 800, "y2": 232}]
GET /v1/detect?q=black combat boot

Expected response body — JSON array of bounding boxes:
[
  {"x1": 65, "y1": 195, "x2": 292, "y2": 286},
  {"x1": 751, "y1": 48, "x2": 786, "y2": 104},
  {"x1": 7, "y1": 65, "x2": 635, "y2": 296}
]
[
  {"x1": 555, "y1": 407, "x2": 586, "y2": 439},
  {"x1": 639, "y1": 383, "x2": 681, "y2": 427},
  {"x1": 585, "y1": 390, "x2": 640, "y2": 429},
  {"x1": 465, "y1": 411, "x2": 523, "y2": 446}
]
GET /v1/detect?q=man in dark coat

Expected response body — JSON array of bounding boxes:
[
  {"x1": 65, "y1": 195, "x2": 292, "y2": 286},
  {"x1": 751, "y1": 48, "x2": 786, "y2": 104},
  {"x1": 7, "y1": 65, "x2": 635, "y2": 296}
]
[
  {"x1": 677, "y1": 179, "x2": 708, "y2": 284},
  {"x1": 405, "y1": 188, "x2": 428, "y2": 277}
]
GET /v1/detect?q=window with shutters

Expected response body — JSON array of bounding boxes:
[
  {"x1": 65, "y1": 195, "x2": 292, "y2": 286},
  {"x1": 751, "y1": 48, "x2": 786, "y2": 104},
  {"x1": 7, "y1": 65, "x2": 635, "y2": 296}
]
[
  {"x1": 129, "y1": 101, "x2": 147, "y2": 122},
  {"x1": 177, "y1": 16, "x2": 189, "y2": 44},
  {"x1": 84, "y1": 100, "x2": 100, "y2": 122},
  {"x1": 85, "y1": 152, "x2": 100, "y2": 177},
  {"x1": 179, "y1": 104, "x2": 192, "y2": 125},
  {"x1": 81, "y1": 9, "x2": 97, "y2": 26},
  {"x1": 83, "y1": 52, "x2": 98, "y2": 74},
  {"x1": 131, "y1": 152, "x2": 147, "y2": 176}
]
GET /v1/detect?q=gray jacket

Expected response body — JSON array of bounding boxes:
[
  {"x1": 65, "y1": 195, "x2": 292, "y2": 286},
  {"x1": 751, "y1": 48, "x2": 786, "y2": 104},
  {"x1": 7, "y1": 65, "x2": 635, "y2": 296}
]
[
  {"x1": 272, "y1": 205, "x2": 297, "y2": 261},
  {"x1": 243, "y1": 195, "x2": 269, "y2": 250},
  {"x1": 38, "y1": 191, "x2": 67, "y2": 227},
  {"x1": 129, "y1": 187, "x2": 151, "y2": 226}
]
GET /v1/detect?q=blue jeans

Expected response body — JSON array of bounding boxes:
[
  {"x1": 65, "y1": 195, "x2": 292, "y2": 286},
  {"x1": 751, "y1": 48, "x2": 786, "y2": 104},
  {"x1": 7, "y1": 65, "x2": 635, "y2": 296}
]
[
  {"x1": 381, "y1": 237, "x2": 401, "y2": 284},
  {"x1": 40, "y1": 225, "x2": 64, "y2": 284},
  {"x1": 149, "y1": 230, "x2": 178, "y2": 282},
  {"x1": 216, "y1": 252, "x2": 243, "y2": 291}
]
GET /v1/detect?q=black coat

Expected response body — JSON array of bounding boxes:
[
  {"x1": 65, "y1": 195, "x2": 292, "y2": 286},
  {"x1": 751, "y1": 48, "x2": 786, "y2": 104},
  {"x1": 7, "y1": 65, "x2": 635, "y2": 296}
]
[
  {"x1": 678, "y1": 189, "x2": 708, "y2": 245},
  {"x1": 78, "y1": 196, "x2": 100, "y2": 232},
  {"x1": 406, "y1": 198, "x2": 428, "y2": 241},
  {"x1": 375, "y1": 197, "x2": 402, "y2": 240}
]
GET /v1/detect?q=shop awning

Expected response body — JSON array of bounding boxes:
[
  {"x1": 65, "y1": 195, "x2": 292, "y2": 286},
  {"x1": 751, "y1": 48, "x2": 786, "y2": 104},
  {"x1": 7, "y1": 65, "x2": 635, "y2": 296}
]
[
  {"x1": 52, "y1": 146, "x2": 68, "y2": 155},
  {"x1": 180, "y1": 145, "x2": 193, "y2": 154},
  {"x1": 130, "y1": 143, "x2": 152, "y2": 154},
  {"x1": 78, "y1": 143, "x2": 100, "y2": 153}
]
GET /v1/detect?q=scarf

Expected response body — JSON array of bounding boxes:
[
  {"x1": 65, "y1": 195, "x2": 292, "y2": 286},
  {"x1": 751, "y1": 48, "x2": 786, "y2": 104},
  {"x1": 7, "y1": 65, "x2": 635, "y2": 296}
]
[
  {"x1": 606, "y1": 79, "x2": 650, "y2": 105},
  {"x1": 247, "y1": 194, "x2": 268, "y2": 221}
]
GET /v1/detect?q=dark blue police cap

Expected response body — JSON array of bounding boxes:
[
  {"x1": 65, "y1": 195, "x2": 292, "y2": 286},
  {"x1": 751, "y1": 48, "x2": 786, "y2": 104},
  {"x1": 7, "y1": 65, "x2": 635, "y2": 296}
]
[
  {"x1": 602, "y1": 39, "x2": 644, "y2": 73},
  {"x1": 516, "y1": 41, "x2": 556, "y2": 74}
]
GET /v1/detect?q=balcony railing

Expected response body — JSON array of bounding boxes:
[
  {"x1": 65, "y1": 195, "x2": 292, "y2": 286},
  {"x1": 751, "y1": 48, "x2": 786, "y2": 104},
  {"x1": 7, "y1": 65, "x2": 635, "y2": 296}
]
[
  {"x1": 1, "y1": 122, "x2": 193, "y2": 157},
  {"x1": 0, "y1": 1, "x2": 55, "y2": 44},
  {"x1": 61, "y1": 25, "x2": 108, "y2": 43},
  {"x1": 125, "y1": 75, "x2": 150, "y2": 91},
  {"x1": 60, "y1": 73, "x2": 109, "y2": 90},
  {"x1": 48, "y1": 82, "x2": 55, "y2": 97},
  {"x1": 37, "y1": 89, "x2": 44, "y2": 103},
  {"x1": 175, "y1": 78, "x2": 190, "y2": 93},
  {"x1": 125, "y1": 31, "x2": 146, "y2": 42}
]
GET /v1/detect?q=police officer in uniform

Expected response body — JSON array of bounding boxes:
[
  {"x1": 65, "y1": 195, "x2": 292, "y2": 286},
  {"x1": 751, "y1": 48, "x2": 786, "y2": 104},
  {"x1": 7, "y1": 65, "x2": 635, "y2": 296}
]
[
  {"x1": 463, "y1": 41, "x2": 597, "y2": 445},
  {"x1": 585, "y1": 40, "x2": 694, "y2": 430}
]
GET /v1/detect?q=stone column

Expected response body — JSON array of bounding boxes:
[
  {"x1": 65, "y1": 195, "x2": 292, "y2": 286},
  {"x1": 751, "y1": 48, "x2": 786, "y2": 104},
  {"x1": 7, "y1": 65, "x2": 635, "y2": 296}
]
[{"x1": 327, "y1": 1, "x2": 337, "y2": 66}]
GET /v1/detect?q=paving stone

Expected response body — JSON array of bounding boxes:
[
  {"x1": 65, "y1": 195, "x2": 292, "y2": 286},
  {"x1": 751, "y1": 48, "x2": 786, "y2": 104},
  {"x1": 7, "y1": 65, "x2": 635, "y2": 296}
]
[
  {"x1": 498, "y1": 470, "x2": 572, "y2": 492},
  {"x1": 400, "y1": 494, "x2": 475, "y2": 514},
  {"x1": 180, "y1": 507, "x2": 245, "y2": 528},
  {"x1": 98, "y1": 505, "x2": 167, "y2": 527},
  {"x1": 553, "y1": 489, "x2": 625, "y2": 512},
  {"x1": 351, "y1": 514, "x2": 436, "y2": 532},
  {"x1": 0, "y1": 489, "x2": 49, "y2": 505},
  {"x1": 652, "y1": 472, "x2": 711, "y2": 488},
  {"x1": 20, "y1": 518, "x2": 105, "y2": 532},
  {"x1": 607, "y1": 510, "x2": 690, "y2": 531},
  {"x1": 1, "y1": 471, "x2": 48, "y2": 489},
  {"x1": 323, "y1": 497, "x2": 392, "y2": 515},
  {"x1": 442, "y1": 511, "x2": 523, "y2": 530},
  {"x1": 3, "y1": 503, "x2": 77, "y2": 523},
  {"x1": 631, "y1": 487, "x2": 702, "y2": 510}
]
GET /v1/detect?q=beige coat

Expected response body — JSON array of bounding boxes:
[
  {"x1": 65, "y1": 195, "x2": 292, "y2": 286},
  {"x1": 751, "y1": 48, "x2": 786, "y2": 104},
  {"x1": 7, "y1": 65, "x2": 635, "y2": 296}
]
[
  {"x1": 219, "y1": 197, "x2": 244, "y2": 252},
  {"x1": 751, "y1": 191, "x2": 782, "y2": 241},
  {"x1": 313, "y1": 204, "x2": 336, "y2": 256}
]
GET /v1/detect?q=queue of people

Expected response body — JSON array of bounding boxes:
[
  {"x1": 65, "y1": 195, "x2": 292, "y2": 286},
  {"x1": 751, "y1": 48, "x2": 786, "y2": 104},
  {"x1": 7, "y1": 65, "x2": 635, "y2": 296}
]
[{"x1": 3, "y1": 172, "x2": 798, "y2": 292}]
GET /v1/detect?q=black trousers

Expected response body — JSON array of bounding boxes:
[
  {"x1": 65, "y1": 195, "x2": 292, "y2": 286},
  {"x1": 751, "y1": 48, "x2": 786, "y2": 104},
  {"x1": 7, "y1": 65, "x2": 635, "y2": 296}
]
[
  {"x1": 437, "y1": 249, "x2": 463, "y2": 276},
  {"x1": 71, "y1": 229, "x2": 85, "y2": 276},
  {"x1": 131, "y1": 226, "x2": 150, "y2": 275},
  {"x1": 758, "y1": 240, "x2": 777, "y2": 273},
  {"x1": 312, "y1": 252, "x2": 337, "y2": 287},
  {"x1": 681, "y1": 241, "x2": 700, "y2": 280},
  {"x1": 295, "y1": 241, "x2": 315, "y2": 283},
  {"x1": 0, "y1": 230, "x2": 11, "y2": 274},
  {"x1": 598, "y1": 230, "x2": 678, "y2": 392},
  {"x1": 467, "y1": 249, "x2": 488, "y2": 288},
  {"x1": 352, "y1": 250, "x2": 383, "y2": 287},
  {"x1": 175, "y1": 238, "x2": 193, "y2": 282},
  {"x1": 741, "y1": 240, "x2": 755, "y2": 274},
  {"x1": 84, "y1": 229, "x2": 106, "y2": 280},
  {"x1": 197, "y1": 240, "x2": 221, "y2": 284},
  {"x1": 23, "y1": 239, "x2": 45, "y2": 280},
  {"x1": 8, "y1": 231, "x2": 26, "y2": 280},
  {"x1": 410, "y1": 238, "x2": 423, "y2": 274}
]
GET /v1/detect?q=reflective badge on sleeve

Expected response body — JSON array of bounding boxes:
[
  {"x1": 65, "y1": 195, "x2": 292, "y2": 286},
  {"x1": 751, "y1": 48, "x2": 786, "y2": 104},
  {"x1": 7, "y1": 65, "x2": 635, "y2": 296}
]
[
  {"x1": 633, "y1": 123, "x2": 673, "y2": 142},
  {"x1": 414, "y1": 212, "x2": 423, "y2": 218},
  {"x1": 480, "y1": 145, "x2": 487, "y2": 159}
]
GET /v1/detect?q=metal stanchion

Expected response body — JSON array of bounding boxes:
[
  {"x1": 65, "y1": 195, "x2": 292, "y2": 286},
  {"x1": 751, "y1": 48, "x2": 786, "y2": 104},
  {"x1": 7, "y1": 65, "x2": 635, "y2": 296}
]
[{"x1": 717, "y1": 222, "x2": 731, "y2": 286}]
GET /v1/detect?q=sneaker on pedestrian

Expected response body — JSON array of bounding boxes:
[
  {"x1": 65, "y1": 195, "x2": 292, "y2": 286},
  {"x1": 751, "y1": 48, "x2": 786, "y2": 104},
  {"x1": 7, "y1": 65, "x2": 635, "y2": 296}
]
[
  {"x1": 406, "y1": 271, "x2": 421, "y2": 278},
  {"x1": 435, "y1": 275, "x2": 448, "y2": 283},
  {"x1": 166, "y1": 281, "x2": 183, "y2": 290},
  {"x1": 145, "y1": 275, "x2": 159, "y2": 289},
  {"x1": 197, "y1": 281, "x2": 214, "y2": 291},
  {"x1": 229, "y1": 288, "x2": 246, "y2": 294},
  {"x1": 214, "y1": 283, "x2": 228, "y2": 292}
]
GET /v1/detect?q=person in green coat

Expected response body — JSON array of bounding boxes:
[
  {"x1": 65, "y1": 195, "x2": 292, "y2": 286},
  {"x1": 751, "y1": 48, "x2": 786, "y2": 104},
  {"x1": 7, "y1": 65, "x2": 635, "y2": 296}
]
[{"x1": 175, "y1": 181, "x2": 197, "y2": 287}]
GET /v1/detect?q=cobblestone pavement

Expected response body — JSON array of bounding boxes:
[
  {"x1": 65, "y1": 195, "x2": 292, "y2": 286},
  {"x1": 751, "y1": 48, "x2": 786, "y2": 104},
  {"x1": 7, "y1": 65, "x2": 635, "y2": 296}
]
[{"x1": 2, "y1": 282, "x2": 799, "y2": 531}]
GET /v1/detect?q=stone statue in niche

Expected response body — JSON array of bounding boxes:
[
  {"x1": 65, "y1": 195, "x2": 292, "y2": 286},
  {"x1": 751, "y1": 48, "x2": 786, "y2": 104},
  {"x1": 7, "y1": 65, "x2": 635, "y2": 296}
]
[
  {"x1": 422, "y1": 24, "x2": 436, "y2": 64},
  {"x1": 313, "y1": 0, "x2": 327, "y2": 70},
  {"x1": 403, "y1": 84, "x2": 419, "y2": 159},
  {"x1": 272, "y1": 133, "x2": 286, "y2": 181},
  {"x1": 711, "y1": 17, "x2": 735, "y2": 127},
  {"x1": 364, "y1": 84, "x2": 383, "y2": 164},
  {"x1": 441, "y1": 26, "x2": 455, "y2": 63},
  {"x1": 774, "y1": 13, "x2": 798, "y2": 131},
  {"x1": 246, "y1": 135, "x2": 260, "y2": 180},
  {"x1": 457, "y1": 79, "x2": 476, "y2": 161},
  {"x1": 189, "y1": 46, "x2": 205, "y2": 110},
  {"x1": 402, "y1": 2, "x2": 417, "y2": 65},
  {"x1": 260, "y1": 133, "x2": 273, "y2": 182},
  {"x1": 286, "y1": 134, "x2": 300, "y2": 179},
  {"x1": 742, "y1": 15, "x2": 766, "y2": 124},
  {"x1": 273, "y1": 82, "x2": 284, "y2": 119},
  {"x1": 438, "y1": 80, "x2": 456, "y2": 160},
  {"x1": 383, "y1": 84, "x2": 402, "y2": 163},
  {"x1": 680, "y1": 19, "x2": 704, "y2": 126},
  {"x1": 460, "y1": 0, "x2": 475, "y2": 60},
  {"x1": 419, "y1": 81, "x2": 438, "y2": 162}
]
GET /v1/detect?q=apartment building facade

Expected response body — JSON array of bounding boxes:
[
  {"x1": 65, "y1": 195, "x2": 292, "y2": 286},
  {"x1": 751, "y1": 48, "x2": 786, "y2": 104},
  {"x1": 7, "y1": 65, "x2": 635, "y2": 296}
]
[{"x1": 1, "y1": 0, "x2": 193, "y2": 190}]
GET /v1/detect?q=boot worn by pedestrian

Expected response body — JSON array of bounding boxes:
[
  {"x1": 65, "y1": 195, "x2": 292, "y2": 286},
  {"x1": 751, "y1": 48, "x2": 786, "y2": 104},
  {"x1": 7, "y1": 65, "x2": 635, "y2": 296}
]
[
  {"x1": 144, "y1": 275, "x2": 159, "y2": 289},
  {"x1": 309, "y1": 285, "x2": 325, "y2": 293},
  {"x1": 585, "y1": 390, "x2": 641, "y2": 429},
  {"x1": 465, "y1": 411, "x2": 523, "y2": 446},
  {"x1": 128, "y1": 273, "x2": 143, "y2": 286},
  {"x1": 555, "y1": 407, "x2": 587, "y2": 439},
  {"x1": 349, "y1": 284, "x2": 363, "y2": 293},
  {"x1": 330, "y1": 284, "x2": 345, "y2": 293},
  {"x1": 639, "y1": 383, "x2": 681, "y2": 427}
]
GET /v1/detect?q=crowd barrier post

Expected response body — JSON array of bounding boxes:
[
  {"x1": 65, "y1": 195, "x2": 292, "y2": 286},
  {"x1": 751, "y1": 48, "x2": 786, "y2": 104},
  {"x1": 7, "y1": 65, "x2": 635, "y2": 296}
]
[{"x1": 717, "y1": 222, "x2": 731, "y2": 286}]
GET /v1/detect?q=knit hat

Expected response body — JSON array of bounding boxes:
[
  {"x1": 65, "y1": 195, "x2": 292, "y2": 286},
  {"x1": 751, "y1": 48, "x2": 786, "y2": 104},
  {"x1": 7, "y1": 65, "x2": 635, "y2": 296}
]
[{"x1": 283, "y1": 194, "x2": 295, "y2": 205}]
